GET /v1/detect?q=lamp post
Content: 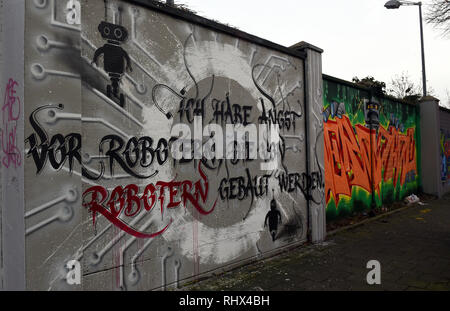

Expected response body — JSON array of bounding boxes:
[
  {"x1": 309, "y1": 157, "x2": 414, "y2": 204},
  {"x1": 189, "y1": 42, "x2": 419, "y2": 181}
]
[{"x1": 385, "y1": 0, "x2": 427, "y2": 97}]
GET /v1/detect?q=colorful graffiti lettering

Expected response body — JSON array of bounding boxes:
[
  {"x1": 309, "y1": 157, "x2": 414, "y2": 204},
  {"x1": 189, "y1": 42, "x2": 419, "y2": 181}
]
[
  {"x1": 324, "y1": 113, "x2": 417, "y2": 207},
  {"x1": 82, "y1": 162, "x2": 217, "y2": 238},
  {"x1": 323, "y1": 78, "x2": 421, "y2": 221},
  {"x1": 1, "y1": 78, "x2": 22, "y2": 169}
]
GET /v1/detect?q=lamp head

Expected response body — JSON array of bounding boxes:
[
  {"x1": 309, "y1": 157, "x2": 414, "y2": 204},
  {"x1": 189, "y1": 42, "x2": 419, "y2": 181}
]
[{"x1": 384, "y1": 0, "x2": 402, "y2": 9}]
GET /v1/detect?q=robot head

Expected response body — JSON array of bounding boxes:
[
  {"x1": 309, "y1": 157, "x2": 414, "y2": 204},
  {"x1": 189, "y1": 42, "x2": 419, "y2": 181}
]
[
  {"x1": 270, "y1": 199, "x2": 277, "y2": 211},
  {"x1": 364, "y1": 98, "x2": 380, "y2": 128},
  {"x1": 98, "y1": 21, "x2": 128, "y2": 42}
]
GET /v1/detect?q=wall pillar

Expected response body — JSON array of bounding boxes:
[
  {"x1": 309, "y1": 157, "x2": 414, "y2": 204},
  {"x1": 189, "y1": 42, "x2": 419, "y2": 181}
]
[
  {"x1": 419, "y1": 96, "x2": 442, "y2": 197},
  {"x1": 0, "y1": 0, "x2": 26, "y2": 291},
  {"x1": 291, "y1": 42, "x2": 326, "y2": 243}
]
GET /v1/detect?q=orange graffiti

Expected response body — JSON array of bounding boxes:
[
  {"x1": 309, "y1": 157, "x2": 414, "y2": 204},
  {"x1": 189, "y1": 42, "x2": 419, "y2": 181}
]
[{"x1": 324, "y1": 115, "x2": 416, "y2": 205}]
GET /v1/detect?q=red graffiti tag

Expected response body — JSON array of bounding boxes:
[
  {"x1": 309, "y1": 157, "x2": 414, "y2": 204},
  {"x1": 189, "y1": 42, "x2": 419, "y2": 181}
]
[
  {"x1": 1, "y1": 78, "x2": 21, "y2": 168},
  {"x1": 82, "y1": 162, "x2": 217, "y2": 238},
  {"x1": 324, "y1": 115, "x2": 417, "y2": 206}
]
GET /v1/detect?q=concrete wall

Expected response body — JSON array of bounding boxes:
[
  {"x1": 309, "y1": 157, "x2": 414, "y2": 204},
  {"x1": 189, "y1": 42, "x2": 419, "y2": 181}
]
[
  {"x1": 1, "y1": 0, "x2": 26, "y2": 290},
  {"x1": 79, "y1": 0, "x2": 310, "y2": 291},
  {"x1": 0, "y1": 0, "x2": 3, "y2": 289},
  {"x1": 1, "y1": 0, "x2": 323, "y2": 290},
  {"x1": 1, "y1": 0, "x2": 444, "y2": 292},
  {"x1": 323, "y1": 76, "x2": 421, "y2": 220},
  {"x1": 439, "y1": 107, "x2": 450, "y2": 195}
]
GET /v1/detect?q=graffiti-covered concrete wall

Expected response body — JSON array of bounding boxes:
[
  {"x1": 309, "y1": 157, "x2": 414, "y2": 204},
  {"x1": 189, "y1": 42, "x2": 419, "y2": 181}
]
[
  {"x1": 1, "y1": 0, "x2": 443, "y2": 292},
  {"x1": 1, "y1": 0, "x2": 26, "y2": 290},
  {"x1": 323, "y1": 75, "x2": 421, "y2": 220},
  {"x1": 79, "y1": 0, "x2": 310, "y2": 291},
  {"x1": 440, "y1": 107, "x2": 450, "y2": 194},
  {"x1": 0, "y1": 0, "x2": 3, "y2": 288},
  {"x1": 1, "y1": 0, "x2": 324, "y2": 290}
]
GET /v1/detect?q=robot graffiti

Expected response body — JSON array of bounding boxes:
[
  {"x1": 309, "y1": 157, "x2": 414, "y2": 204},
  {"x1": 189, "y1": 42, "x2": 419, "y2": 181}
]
[{"x1": 92, "y1": 21, "x2": 133, "y2": 108}]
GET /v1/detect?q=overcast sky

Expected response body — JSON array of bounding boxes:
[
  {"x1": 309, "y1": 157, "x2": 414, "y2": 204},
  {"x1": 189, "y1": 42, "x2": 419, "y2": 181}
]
[{"x1": 178, "y1": 0, "x2": 450, "y2": 105}]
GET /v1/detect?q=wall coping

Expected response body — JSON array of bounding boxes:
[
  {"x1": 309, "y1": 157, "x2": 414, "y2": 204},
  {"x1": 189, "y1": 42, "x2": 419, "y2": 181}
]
[
  {"x1": 290, "y1": 41, "x2": 324, "y2": 54},
  {"x1": 419, "y1": 95, "x2": 440, "y2": 103},
  {"x1": 323, "y1": 73, "x2": 418, "y2": 107},
  {"x1": 439, "y1": 106, "x2": 450, "y2": 114}
]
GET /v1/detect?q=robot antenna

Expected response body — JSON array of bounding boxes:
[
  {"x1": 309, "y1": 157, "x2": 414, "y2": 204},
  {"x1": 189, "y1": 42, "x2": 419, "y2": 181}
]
[
  {"x1": 104, "y1": 0, "x2": 108, "y2": 22},
  {"x1": 117, "y1": 6, "x2": 123, "y2": 26}
]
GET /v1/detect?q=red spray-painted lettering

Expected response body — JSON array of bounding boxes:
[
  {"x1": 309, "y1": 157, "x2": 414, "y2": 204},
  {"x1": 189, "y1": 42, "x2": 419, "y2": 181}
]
[
  {"x1": 1, "y1": 78, "x2": 21, "y2": 168},
  {"x1": 82, "y1": 162, "x2": 217, "y2": 238}
]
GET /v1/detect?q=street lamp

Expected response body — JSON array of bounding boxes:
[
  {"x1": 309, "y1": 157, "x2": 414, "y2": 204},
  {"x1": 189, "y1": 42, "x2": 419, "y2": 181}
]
[{"x1": 384, "y1": 0, "x2": 427, "y2": 97}]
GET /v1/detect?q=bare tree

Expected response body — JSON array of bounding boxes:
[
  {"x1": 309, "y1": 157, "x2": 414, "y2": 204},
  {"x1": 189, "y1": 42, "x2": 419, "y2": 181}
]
[
  {"x1": 388, "y1": 72, "x2": 436, "y2": 103},
  {"x1": 388, "y1": 72, "x2": 421, "y2": 99},
  {"x1": 425, "y1": 0, "x2": 450, "y2": 35}
]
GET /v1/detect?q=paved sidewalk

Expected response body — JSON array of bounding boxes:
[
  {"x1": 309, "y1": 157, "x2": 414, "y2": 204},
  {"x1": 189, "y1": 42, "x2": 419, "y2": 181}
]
[{"x1": 184, "y1": 194, "x2": 450, "y2": 291}]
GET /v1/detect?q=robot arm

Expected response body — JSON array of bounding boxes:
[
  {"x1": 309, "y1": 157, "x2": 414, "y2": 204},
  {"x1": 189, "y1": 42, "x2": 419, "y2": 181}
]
[
  {"x1": 92, "y1": 46, "x2": 105, "y2": 66},
  {"x1": 123, "y1": 50, "x2": 133, "y2": 72}
]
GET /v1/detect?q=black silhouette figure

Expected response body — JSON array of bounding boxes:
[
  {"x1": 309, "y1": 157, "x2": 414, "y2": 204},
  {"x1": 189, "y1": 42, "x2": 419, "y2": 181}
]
[
  {"x1": 264, "y1": 198, "x2": 282, "y2": 242},
  {"x1": 92, "y1": 21, "x2": 132, "y2": 108}
]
